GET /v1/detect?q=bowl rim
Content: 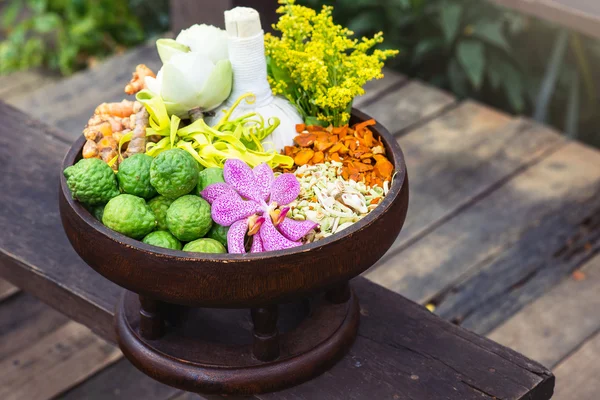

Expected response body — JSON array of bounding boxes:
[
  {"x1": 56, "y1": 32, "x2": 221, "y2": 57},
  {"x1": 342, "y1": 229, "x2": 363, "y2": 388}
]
[{"x1": 60, "y1": 108, "x2": 407, "y2": 263}]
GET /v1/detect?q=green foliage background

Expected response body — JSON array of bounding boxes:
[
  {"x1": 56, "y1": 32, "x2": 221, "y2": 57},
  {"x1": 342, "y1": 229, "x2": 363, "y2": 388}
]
[
  {"x1": 0, "y1": 0, "x2": 169, "y2": 75},
  {"x1": 300, "y1": 0, "x2": 600, "y2": 142}
]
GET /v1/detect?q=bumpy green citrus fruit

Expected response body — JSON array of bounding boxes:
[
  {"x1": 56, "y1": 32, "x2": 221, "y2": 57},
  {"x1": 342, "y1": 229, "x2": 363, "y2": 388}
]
[
  {"x1": 102, "y1": 194, "x2": 156, "y2": 239},
  {"x1": 64, "y1": 158, "x2": 120, "y2": 205},
  {"x1": 142, "y1": 231, "x2": 182, "y2": 250},
  {"x1": 206, "y1": 224, "x2": 229, "y2": 246},
  {"x1": 150, "y1": 149, "x2": 199, "y2": 199},
  {"x1": 196, "y1": 167, "x2": 225, "y2": 194},
  {"x1": 183, "y1": 238, "x2": 226, "y2": 254},
  {"x1": 147, "y1": 196, "x2": 174, "y2": 231},
  {"x1": 166, "y1": 195, "x2": 213, "y2": 241},
  {"x1": 117, "y1": 154, "x2": 157, "y2": 199}
]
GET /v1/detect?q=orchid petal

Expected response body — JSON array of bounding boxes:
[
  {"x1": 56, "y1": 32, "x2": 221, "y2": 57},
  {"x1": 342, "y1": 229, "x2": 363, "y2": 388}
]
[
  {"x1": 270, "y1": 173, "x2": 301, "y2": 206},
  {"x1": 253, "y1": 163, "x2": 275, "y2": 202},
  {"x1": 227, "y1": 219, "x2": 248, "y2": 254},
  {"x1": 260, "y1": 216, "x2": 302, "y2": 252},
  {"x1": 278, "y1": 218, "x2": 318, "y2": 242},
  {"x1": 211, "y1": 191, "x2": 262, "y2": 227},
  {"x1": 223, "y1": 159, "x2": 262, "y2": 202},
  {"x1": 250, "y1": 233, "x2": 264, "y2": 253},
  {"x1": 200, "y1": 182, "x2": 237, "y2": 205}
]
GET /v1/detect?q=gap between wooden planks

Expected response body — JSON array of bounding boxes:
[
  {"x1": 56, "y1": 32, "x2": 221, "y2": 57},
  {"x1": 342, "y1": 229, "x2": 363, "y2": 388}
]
[{"x1": 488, "y1": 253, "x2": 600, "y2": 400}]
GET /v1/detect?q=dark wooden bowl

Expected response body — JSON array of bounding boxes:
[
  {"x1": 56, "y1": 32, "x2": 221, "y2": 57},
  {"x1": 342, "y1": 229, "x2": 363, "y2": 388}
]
[{"x1": 59, "y1": 109, "x2": 409, "y2": 309}]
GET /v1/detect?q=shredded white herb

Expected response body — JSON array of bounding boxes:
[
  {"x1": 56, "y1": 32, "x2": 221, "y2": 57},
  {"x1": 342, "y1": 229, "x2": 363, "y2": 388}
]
[{"x1": 283, "y1": 162, "x2": 387, "y2": 242}]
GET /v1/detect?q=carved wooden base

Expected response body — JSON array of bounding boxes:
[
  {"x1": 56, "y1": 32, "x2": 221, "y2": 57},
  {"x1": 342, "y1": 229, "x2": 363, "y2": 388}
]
[{"x1": 115, "y1": 288, "x2": 360, "y2": 395}]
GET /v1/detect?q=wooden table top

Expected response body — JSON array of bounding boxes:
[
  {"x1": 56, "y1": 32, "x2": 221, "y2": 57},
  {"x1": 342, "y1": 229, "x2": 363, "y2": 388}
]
[
  {"x1": 492, "y1": 0, "x2": 600, "y2": 39},
  {"x1": 3, "y1": 41, "x2": 600, "y2": 399}
]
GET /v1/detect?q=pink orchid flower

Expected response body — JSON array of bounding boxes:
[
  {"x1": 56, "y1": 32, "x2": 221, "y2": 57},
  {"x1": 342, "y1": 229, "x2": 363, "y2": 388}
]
[{"x1": 200, "y1": 159, "x2": 318, "y2": 254}]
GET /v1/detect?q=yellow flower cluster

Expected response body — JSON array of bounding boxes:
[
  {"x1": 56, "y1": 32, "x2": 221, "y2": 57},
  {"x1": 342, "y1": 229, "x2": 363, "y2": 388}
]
[{"x1": 265, "y1": 0, "x2": 398, "y2": 126}]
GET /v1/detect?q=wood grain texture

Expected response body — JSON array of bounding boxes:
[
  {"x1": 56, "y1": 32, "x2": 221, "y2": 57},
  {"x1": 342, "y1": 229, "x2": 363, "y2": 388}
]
[
  {"x1": 0, "y1": 293, "x2": 70, "y2": 361},
  {"x1": 552, "y1": 331, "x2": 600, "y2": 400},
  {"x1": 382, "y1": 104, "x2": 562, "y2": 257},
  {"x1": 9, "y1": 44, "x2": 161, "y2": 142},
  {"x1": 0, "y1": 321, "x2": 121, "y2": 400},
  {"x1": 435, "y1": 165, "x2": 600, "y2": 334},
  {"x1": 492, "y1": 0, "x2": 600, "y2": 39},
  {"x1": 58, "y1": 358, "x2": 181, "y2": 400},
  {"x1": 0, "y1": 70, "x2": 59, "y2": 102},
  {"x1": 487, "y1": 253, "x2": 600, "y2": 369},
  {"x1": 0, "y1": 102, "x2": 120, "y2": 340},
  {"x1": 359, "y1": 80, "x2": 456, "y2": 135},
  {"x1": 0, "y1": 279, "x2": 19, "y2": 302},
  {"x1": 354, "y1": 69, "x2": 406, "y2": 107},
  {"x1": 367, "y1": 142, "x2": 599, "y2": 309}
]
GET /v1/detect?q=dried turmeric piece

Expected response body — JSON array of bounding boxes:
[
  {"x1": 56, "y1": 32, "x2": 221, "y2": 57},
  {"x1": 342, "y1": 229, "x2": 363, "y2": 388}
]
[
  {"x1": 83, "y1": 139, "x2": 99, "y2": 159},
  {"x1": 124, "y1": 64, "x2": 155, "y2": 95},
  {"x1": 294, "y1": 149, "x2": 315, "y2": 166},
  {"x1": 124, "y1": 107, "x2": 150, "y2": 158},
  {"x1": 311, "y1": 151, "x2": 324, "y2": 164},
  {"x1": 294, "y1": 134, "x2": 317, "y2": 147},
  {"x1": 95, "y1": 100, "x2": 136, "y2": 118}
]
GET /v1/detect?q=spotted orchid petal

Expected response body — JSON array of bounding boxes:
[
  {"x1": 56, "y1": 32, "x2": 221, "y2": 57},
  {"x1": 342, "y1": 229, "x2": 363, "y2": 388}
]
[
  {"x1": 211, "y1": 191, "x2": 262, "y2": 226},
  {"x1": 227, "y1": 219, "x2": 248, "y2": 254},
  {"x1": 250, "y1": 233, "x2": 264, "y2": 253},
  {"x1": 260, "y1": 215, "x2": 302, "y2": 252},
  {"x1": 278, "y1": 218, "x2": 318, "y2": 242},
  {"x1": 223, "y1": 159, "x2": 262, "y2": 202},
  {"x1": 253, "y1": 163, "x2": 275, "y2": 202},
  {"x1": 270, "y1": 173, "x2": 301, "y2": 206},
  {"x1": 201, "y1": 182, "x2": 237, "y2": 205}
]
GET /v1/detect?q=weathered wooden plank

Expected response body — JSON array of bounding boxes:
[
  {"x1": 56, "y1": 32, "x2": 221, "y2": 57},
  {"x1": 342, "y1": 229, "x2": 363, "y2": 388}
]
[
  {"x1": 0, "y1": 102, "x2": 120, "y2": 340},
  {"x1": 0, "y1": 293, "x2": 69, "y2": 361},
  {"x1": 354, "y1": 69, "x2": 407, "y2": 107},
  {"x1": 0, "y1": 321, "x2": 122, "y2": 400},
  {"x1": 492, "y1": 0, "x2": 600, "y2": 40},
  {"x1": 367, "y1": 142, "x2": 599, "y2": 309},
  {"x1": 383, "y1": 105, "x2": 562, "y2": 257},
  {"x1": 435, "y1": 177, "x2": 600, "y2": 335},
  {"x1": 10, "y1": 44, "x2": 161, "y2": 142},
  {"x1": 487, "y1": 253, "x2": 600, "y2": 369},
  {"x1": 58, "y1": 359, "x2": 181, "y2": 400},
  {"x1": 0, "y1": 70, "x2": 59, "y2": 102},
  {"x1": 359, "y1": 80, "x2": 456, "y2": 135},
  {"x1": 552, "y1": 331, "x2": 600, "y2": 400},
  {"x1": 0, "y1": 278, "x2": 19, "y2": 302}
]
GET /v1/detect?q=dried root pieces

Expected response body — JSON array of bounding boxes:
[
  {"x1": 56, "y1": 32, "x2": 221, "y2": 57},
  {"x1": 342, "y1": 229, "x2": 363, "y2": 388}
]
[
  {"x1": 82, "y1": 99, "x2": 148, "y2": 170},
  {"x1": 281, "y1": 120, "x2": 394, "y2": 188},
  {"x1": 124, "y1": 64, "x2": 155, "y2": 95}
]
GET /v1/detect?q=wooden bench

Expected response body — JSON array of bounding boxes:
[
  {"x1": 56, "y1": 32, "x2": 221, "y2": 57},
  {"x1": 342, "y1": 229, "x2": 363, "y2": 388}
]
[{"x1": 0, "y1": 44, "x2": 557, "y2": 398}]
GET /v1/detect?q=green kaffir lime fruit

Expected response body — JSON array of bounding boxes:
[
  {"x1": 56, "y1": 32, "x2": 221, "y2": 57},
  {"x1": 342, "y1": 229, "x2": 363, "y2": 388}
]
[
  {"x1": 150, "y1": 149, "x2": 199, "y2": 199},
  {"x1": 63, "y1": 158, "x2": 120, "y2": 205},
  {"x1": 147, "y1": 196, "x2": 174, "y2": 231},
  {"x1": 196, "y1": 167, "x2": 225, "y2": 194},
  {"x1": 166, "y1": 195, "x2": 213, "y2": 241},
  {"x1": 183, "y1": 238, "x2": 226, "y2": 254},
  {"x1": 206, "y1": 224, "x2": 229, "y2": 247},
  {"x1": 142, "y1": 231, "x2": 182, "y2": 250},
  {"x1": 102, "y1": 194, "x2": 157, "y2": 239},
  {"x1": 117, "y1": 154, "x2": 157, "y2": 199}
]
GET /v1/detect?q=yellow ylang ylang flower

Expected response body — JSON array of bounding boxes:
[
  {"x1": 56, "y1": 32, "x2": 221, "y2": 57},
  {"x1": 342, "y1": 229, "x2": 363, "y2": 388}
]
[{"x1": 265, "y1": 0, "x2": 398, "y2": 127}]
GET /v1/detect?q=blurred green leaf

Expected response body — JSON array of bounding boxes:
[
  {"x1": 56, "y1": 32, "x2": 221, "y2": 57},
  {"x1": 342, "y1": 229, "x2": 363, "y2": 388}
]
[
  {"x1": 32, "y1": 13, "x2": 60, "y2": 33},
  {"x1": 473, "y1": 21, "x2": 509, "y2": 51},
  {"x1": 1, "y1": 0, "x2": 23, "y2": 29},
  {"x1": 448, "y1": 57, "x2": 468, "y2": 98},
  {"x1": 457, "y1": 39, "x2": 485, "y2": 88},
  {"x1": 439, "y1": 3, "x2": 462, "y2": 44}
]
